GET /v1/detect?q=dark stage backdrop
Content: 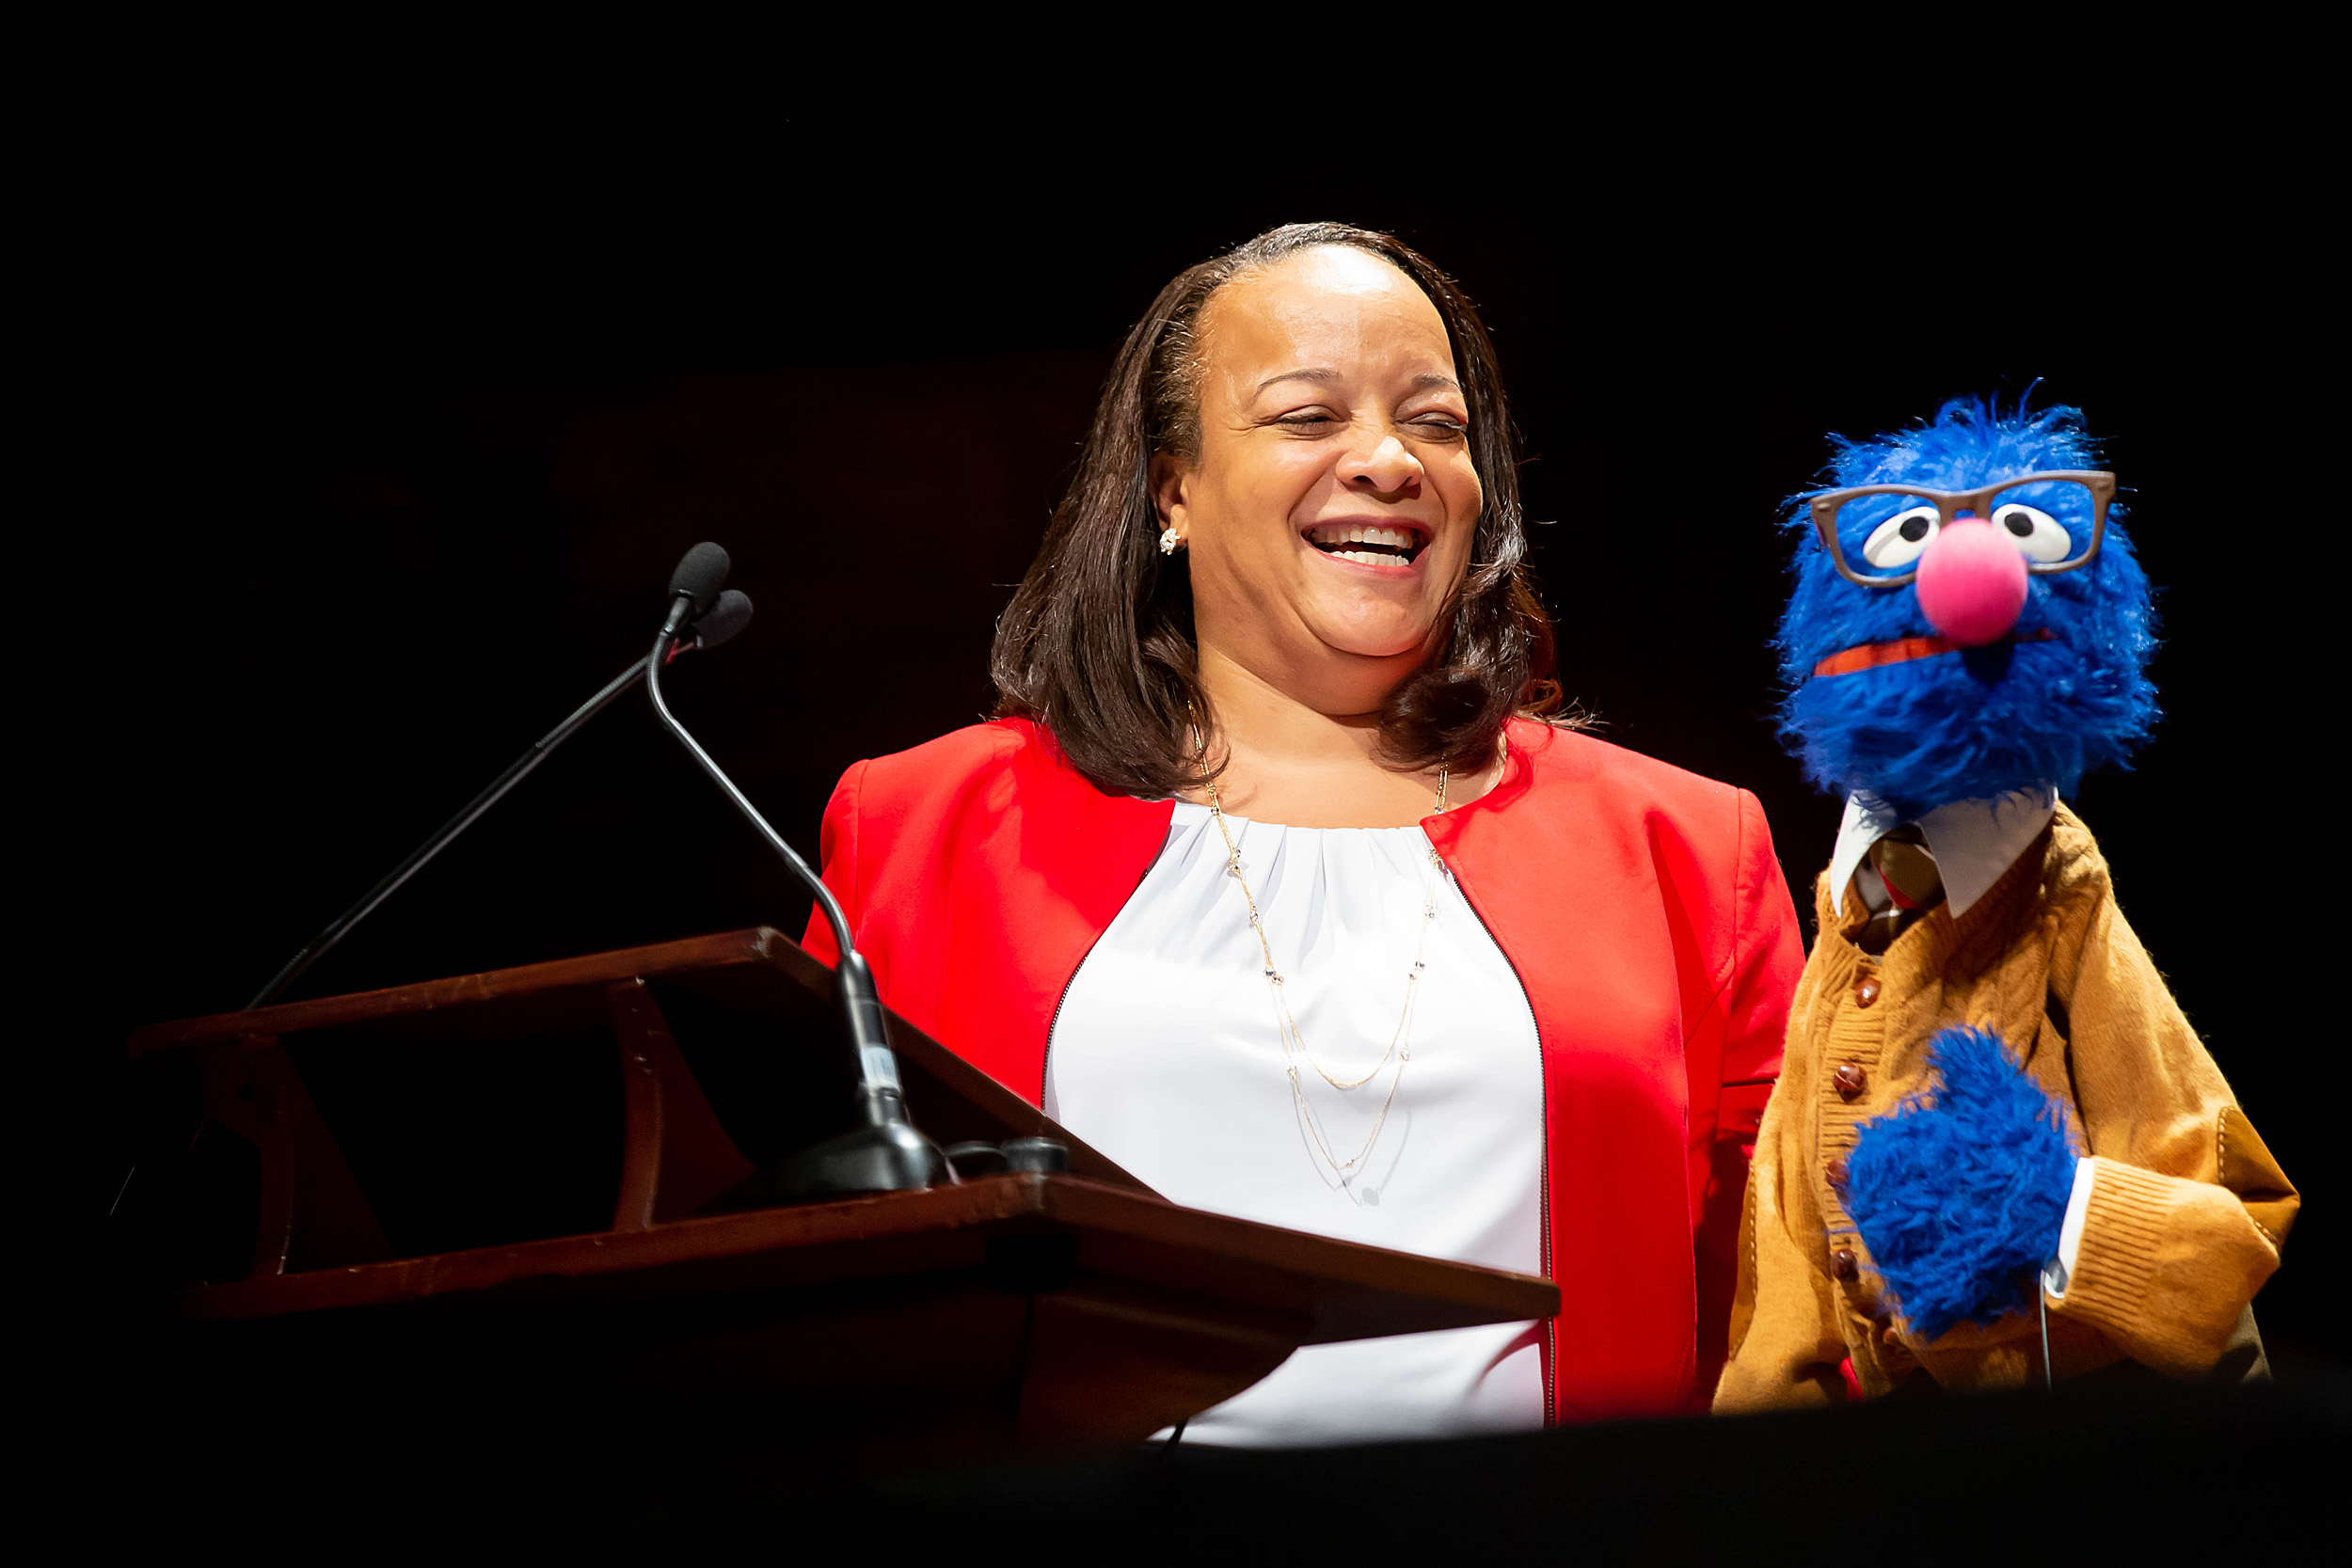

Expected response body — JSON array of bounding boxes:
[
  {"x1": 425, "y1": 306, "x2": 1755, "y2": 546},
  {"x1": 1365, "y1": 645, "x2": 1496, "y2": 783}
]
[{"x1": 80, "y1": 166, "x2": 2332, "y2": 1368}]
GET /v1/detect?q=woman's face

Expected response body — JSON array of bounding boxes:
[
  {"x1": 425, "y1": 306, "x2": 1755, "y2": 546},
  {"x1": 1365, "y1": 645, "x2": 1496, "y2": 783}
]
[{"x1": 1156, "y1": 246, "x2": 1483, "y2": 713}]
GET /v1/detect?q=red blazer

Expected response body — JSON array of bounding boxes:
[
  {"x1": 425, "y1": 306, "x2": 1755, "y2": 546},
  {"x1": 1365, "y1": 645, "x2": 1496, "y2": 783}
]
[{"x1": 803, "y1": 716, "x2": 1801, "y2": 1421}]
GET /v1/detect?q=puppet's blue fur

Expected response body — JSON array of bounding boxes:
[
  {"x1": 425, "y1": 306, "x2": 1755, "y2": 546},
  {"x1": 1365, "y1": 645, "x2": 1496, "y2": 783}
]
[
  {"x1": 1775, "y1": 396, "x2": 2159, "y2": 817},
  {"x1": 1846, "y1": 1027, "x2": 2078, "y2": 1341}
]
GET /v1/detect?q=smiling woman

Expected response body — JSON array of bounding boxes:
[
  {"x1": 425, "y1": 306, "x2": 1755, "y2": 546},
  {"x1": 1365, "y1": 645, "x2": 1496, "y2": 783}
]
[
  {"x1": 800, "y1": 224, "x2": 1804, "y2": 1442},
  {"x1": 993, "y1": 225, "x2": 1552, "y2": 823}
]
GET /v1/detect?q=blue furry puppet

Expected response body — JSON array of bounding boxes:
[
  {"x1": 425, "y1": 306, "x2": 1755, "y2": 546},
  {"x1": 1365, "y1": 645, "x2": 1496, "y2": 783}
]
[{"x1": 1712, "y1": 397, "x2": 2298, "y2": 1407}]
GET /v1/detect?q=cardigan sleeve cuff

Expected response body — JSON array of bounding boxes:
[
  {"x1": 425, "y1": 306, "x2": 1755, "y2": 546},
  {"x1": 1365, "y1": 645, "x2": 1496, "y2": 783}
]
[
  {"x1": 2044, "y1": 1155, "x2": 2281, "y2": 1376},
  {"x1": 2040, "y1": 1157, "x2": 2096, "y2": 1299}
]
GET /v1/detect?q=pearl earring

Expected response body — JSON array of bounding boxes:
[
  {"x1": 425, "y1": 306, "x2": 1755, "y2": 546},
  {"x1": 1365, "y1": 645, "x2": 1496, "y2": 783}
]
[{"x1": 1159, "y1": 526, "x2": 1183, "y2": 556}]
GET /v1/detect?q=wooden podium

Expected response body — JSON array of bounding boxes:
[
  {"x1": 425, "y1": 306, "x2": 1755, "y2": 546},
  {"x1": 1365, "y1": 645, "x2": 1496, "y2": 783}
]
[{"x1": 126, "y1": 928, "x2": 1556, "y2": 1466}]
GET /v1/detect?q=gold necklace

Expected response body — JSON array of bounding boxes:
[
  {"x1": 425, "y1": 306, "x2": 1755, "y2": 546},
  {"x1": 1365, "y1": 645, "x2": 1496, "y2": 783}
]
[{"x1": 1203, "y1": 768, "x2": 1449, "y2": 1182}]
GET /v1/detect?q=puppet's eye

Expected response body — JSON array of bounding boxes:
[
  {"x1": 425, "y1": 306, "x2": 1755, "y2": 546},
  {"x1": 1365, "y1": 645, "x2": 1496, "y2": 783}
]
[
  {"x1": 1862, "y1": 506, "x2": 1940, "y2": 568},
  {"x1": 1993, "y1": 503, "x2": 2073, "y2": 563}
]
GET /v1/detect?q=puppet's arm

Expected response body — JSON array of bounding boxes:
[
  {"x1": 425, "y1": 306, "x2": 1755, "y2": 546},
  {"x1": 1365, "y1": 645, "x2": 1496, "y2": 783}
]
[{"x1": 2043, "y1": 893, "x2": 2296, "y2": 1376}]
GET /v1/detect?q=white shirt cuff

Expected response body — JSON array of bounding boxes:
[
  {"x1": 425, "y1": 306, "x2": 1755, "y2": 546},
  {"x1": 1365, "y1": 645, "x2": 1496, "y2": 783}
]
[{"x1": 2040, "y1": 1156, "x2": 2096, "y2": 1299}]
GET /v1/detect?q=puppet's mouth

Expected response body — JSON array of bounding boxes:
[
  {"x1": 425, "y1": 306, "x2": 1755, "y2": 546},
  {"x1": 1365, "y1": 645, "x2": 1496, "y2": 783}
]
[{"x1": 1813, "y1": 627, "x2": 2056, "y2": 678}]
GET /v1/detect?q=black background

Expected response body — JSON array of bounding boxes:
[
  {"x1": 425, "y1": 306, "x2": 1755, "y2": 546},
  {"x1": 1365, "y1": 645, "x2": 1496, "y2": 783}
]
[{"x1": 62, "y1": 125, "x2": 2334, "y2": 1368}]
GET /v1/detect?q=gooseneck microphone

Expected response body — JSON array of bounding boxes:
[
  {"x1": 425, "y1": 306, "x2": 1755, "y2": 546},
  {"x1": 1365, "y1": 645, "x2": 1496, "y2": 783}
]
[
  {"x1": 660, "y1": 540, "x2": 732, "y2": 640},
  {"x1": 246, "y1": 555, "x2": 755, "y2": 1010},
  {"x1": 642, "y1": 548, "x2": 945, "y2": 1204},
  {"x1": 687, "y1": 588, "x2": 754, "y2": 653}
]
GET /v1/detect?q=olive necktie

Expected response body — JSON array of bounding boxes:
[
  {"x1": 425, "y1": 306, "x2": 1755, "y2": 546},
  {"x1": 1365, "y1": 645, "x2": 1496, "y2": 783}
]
[{"x1": 1856, "y1": 826, "x2": 1944, "y2": 956}]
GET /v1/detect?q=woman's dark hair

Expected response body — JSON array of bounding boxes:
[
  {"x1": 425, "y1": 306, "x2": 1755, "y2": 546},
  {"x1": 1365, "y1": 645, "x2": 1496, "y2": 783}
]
[{"x1": 991, "y1": 221, "x2": 1563, "y2": 797}]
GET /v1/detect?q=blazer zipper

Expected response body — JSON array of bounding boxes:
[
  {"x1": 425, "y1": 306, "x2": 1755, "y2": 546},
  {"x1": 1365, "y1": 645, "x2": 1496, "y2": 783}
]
[
  {"x1": 1040, "y1": 940, "x2": 1095, "y2": 1108},
  {"x1": 1501, "y1": 930, "x2": 1553, "y2": 1426},
  {"x1": 1441, "y1": 850, "x2": 1554, "y2": 1427},
  {"x1": 1525, "y1": 970, "x2": 1554, "y2": 1426}
]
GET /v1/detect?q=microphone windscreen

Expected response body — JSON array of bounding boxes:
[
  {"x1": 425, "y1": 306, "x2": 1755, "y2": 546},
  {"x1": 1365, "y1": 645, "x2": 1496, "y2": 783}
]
[
  {"x1": 667, "y1": 542, "x2": 732, "y2": 616},
  {"x1": 692, "y1": 590, "x2": 755, "y2": 650}
]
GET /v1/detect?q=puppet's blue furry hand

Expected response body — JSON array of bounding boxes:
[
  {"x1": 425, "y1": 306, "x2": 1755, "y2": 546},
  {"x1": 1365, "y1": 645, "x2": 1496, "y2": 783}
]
[{"x1": 1845, "y1": 1026, "x2": 2077, "y2": 1341}]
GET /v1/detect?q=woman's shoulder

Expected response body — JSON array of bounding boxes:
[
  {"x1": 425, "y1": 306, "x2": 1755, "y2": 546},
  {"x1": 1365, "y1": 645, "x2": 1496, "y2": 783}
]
[
  {"x1": 843, "y1": 717, "x2": 1041, "y2": 801},
  {"x1": 1498, "y1": 721, "x2": 1782, "y2": 903},
  {"x1": 858, "y1": 717, "x2": 1035, "y2": 779},
  {"x1": 840, "y1": 717, "x2": 1131, "y2": 817},
  {"x1": 1507, "y1": 718, "x2": 1752, "y2": 820},
  {"x1": 823, "y1": 719, "x2": 1168, "y2": 913}
]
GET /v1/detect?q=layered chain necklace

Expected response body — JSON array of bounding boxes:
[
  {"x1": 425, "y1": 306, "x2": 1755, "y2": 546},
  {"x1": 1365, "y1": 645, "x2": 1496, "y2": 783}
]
[{"x1": 1203, "y1": 767, "x2": 1449, "y2": 1183}]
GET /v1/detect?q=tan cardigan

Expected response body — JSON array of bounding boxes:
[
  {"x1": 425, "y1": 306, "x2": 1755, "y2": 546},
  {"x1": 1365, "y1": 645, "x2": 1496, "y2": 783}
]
[{"x1": 1713, "y1": 804, "x2": 2298, "y2": 1410}]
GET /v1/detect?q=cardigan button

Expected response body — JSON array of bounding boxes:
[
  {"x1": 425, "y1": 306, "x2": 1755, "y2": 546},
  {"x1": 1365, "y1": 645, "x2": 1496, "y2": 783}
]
[
  {"x1": 1832, "y1": 1248, "x2": 1860, "y2": 1282},
  {"x1": 1852, "y1": 975, "x2": 1882, "y2": 1007},
  {"x1": 1826, "y1": 1156, "x2": 1850, "y2": 1189},
  {"x1": 1834, "y1": 1063, "x2": 1868, "y2": 1101}
]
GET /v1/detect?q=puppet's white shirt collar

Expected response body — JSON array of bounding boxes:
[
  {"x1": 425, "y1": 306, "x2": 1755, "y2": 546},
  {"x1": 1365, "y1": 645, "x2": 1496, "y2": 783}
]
[{"x1": 1830, "y1": 788, "x2": 2058, "y2": 920}]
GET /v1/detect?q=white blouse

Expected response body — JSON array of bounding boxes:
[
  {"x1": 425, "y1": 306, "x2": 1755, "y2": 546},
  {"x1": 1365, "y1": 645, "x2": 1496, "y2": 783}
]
[{"x1": 1044, "y1": 802, "x2": 1546, "y2": 1447}]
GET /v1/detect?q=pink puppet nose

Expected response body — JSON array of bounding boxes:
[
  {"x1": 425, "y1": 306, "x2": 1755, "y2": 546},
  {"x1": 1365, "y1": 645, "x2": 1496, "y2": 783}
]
[{"x1": 1915, "y1": 517, "x2": 2027, "y2": 646}]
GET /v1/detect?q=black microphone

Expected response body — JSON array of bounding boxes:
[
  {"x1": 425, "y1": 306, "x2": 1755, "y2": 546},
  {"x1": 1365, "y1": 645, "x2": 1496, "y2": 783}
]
[
  {"x1": 642, "y1": 559, "x2": 944, "y2": 1205},
  {"x1": 246, "y1": 549, "x2": 755, "y2": 1010},
  {"x1": 683, "y1": 589, "x2": 753, "y2": 653},
  {"x1": 661, "y1": 541, "x2": 732, "y2": 640}
]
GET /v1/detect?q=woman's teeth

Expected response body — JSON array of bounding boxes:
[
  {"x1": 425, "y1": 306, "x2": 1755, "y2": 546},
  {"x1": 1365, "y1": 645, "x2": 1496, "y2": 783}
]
[{"x1": 1307, "y1": 523, "x2": 1421, "y2": 565}]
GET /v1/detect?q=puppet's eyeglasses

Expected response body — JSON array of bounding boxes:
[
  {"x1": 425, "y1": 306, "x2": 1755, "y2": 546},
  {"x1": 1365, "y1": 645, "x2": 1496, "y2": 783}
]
[{"x1": 1808, "y1": 470, "x2": 2116, "y2": 589}]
